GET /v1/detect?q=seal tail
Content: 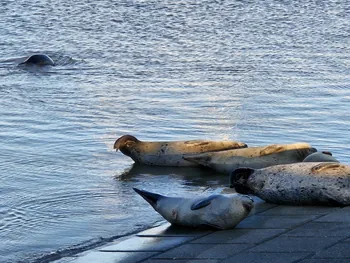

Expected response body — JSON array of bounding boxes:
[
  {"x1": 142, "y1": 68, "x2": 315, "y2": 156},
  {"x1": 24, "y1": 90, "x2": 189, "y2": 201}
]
[
  {"x1": 133, "y1": 188, "x2": 164, "y2": 209},
  {"x1": 229, "y1": 168, "x2": 254, "y2": 194}
]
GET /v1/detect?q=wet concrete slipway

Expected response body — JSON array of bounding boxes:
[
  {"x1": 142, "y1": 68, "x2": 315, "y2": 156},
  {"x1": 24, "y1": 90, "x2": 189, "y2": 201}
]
[{"x1": 54, "y1": 197, "x2": 350, "y2": 263}]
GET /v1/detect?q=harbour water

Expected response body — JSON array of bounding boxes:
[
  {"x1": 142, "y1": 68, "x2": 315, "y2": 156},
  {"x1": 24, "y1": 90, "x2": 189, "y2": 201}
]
[{"x1": 0, "y1": 1, "x2": 349, "y2": 262}]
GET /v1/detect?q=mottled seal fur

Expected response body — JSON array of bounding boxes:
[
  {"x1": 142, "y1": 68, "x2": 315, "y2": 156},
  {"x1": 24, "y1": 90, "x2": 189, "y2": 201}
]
[
  {"x1": 303, "y1": 151, "x2": 339, "y2": 163},
  {"x1": 19, "y1": 54, "x2": 54, "y2": 66},
  {"x1": 230, "y1": 162, "x2": 350, "y2": 206},
  {"x1": 183, "y1": 142, "x2": 317, "y2": 174},
  {"x1": 114, "y1": 135, "x2": 247, "y2": 166},
  {"x1": 134, "y1": 188, "x2": 254, "y2": 229}
]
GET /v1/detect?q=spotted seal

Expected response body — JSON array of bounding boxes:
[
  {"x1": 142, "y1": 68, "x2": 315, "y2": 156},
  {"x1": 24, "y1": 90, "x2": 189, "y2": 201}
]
[
  {"x1": 230, "y1": 162, "x2": 350, "y2": 206},
  {"x1": 134, "y1": 188, "x2": 254, "y2": 229},
  {"x1": 183, "y1": 142, "x2": 317, "y2": 174},
  {"x1": 113, "y1": 135, "x2": 247, "y2": 166}
]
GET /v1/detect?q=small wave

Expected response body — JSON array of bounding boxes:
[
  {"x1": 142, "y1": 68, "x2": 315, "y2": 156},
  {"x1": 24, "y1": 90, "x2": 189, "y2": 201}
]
[{"x1": 19, "y1": 222, "x2": 162, "y2": 263}]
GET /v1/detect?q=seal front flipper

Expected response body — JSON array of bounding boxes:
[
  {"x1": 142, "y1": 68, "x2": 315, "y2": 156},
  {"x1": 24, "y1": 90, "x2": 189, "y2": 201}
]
[
  {"x1": 191, "y1": 195, "x2": 220, "y2": 210},
  {"x1": 311, "y1": 163, "x2": 342, "y2": 173},
  {"x1": 259, "y1": 144, "x2": 285, "y2": 155}
]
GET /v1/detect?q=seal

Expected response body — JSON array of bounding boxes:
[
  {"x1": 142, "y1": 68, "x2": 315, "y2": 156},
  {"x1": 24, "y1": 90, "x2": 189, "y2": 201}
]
[
  {"x1": 230, "y1": 162, "x2": 350, "y2": 206},
  {"x1": 19, "y1": 54, "x2": 54, "y2": 66},
  {"x1": 303, "y1": 151, "x2": 339, "y2": 163},
  {"x1": 133, "y1": 188, "x2": 254, "y2": 229},
  {"x1": 113, "y1": 135, "x2": 248, "y2": 166},
  {"x1": 183, "y1": 142, "x2": 317, "y2": 174}
]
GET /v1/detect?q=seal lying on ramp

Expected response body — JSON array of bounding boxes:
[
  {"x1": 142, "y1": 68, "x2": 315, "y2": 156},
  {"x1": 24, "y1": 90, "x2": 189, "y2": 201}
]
[
  {"x1": 230, "y1": 162, "x2": 350, "y2": 206},
  {"x1": 18, "y1": 54, "x2": 54, "y2": 66},
  {"x1": 114, "y1": 135, "x2": 247, "y2": 166},
  {"x1": 183, "y1": 142, "x2": 317, "y2": 174},
  {"x1": 134, "y1": 188, "x2": 254, "y2": 229}
]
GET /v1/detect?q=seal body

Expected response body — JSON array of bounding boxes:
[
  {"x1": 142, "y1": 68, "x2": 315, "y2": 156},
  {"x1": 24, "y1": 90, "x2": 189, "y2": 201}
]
[
  {"x1": 19, "y1": 54, "x2": 54, "y2": 66},
  {"x1": 303, "y1": 151, "x2": 339, "y2": 163},
  {"x1": 183, "y1": 143, "x2": 317, "y2": 174},
  {"x1": 133, "y1": 188, "x2": 254, "y2": 229},
  {"x1": 114, "y1": 135, "x2": 247, "y2": 166},
  {"x1": 230, "y1": 162, "x2": 350, "y2": 206}
]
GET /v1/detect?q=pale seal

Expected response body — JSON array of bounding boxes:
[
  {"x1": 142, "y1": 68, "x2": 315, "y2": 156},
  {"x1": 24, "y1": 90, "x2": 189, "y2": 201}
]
[
  {"x1": 19, "y1": 54, "x2": 54, "y2": 66},
  {"x1": 114, "y1": 135, "x2": 247, "y2": 166},
  {"x1": 183, "y1": 142, "x2": 317, "y2": 174},
  {"x1": 230, "y1": 162, "x2": 350, "y2": 206},
  {"x1": 303, "y1": 151, "x2": 339, "y2": 163},
  {"x1": 134, "y1": 188, "x2": 254, "y2": 229}
]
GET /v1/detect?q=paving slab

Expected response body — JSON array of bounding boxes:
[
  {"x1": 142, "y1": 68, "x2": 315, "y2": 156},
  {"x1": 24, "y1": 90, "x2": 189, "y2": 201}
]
[
  {"x1": 143, "y1": 259, "x2": 220, "y2": 263},
  {"x1": 313, "y1": 242, "x2": 350, "y2": 258},
  {"x1": 282, "y1": 222, "x2": 350, "y2": 237},
  {"x1": 99, "y1": 236, "x2": 193, "y2": 252},
  {"x1": 299, "y1": 259, "x2": 350, "y2": 263},
  {"x1": 259, "y1": 205, "x2": 338, "y2": 216},
  {"x1": 154, "y1": 243, "x2": 252, "y2": 259},
  {"x1": 191, "y1": 228, "x2": 286, "y2": 244},
  {"x1": 221, "y1": 252, "x2": 311, "y2": 263},
  {"x1": 249, "y1": 197, "x2": 277, "y2": 215},
  {"x1": 136, "y1": 222, "x2": 213, "y2": 237},
  {"x1": 315, "y1": 206, "x2": 350, "y2": 222},
  {"x1": 59, "y1": 251, "x2": 157, "y2": 263},
  {"x1": 235, "y1": 215, "x2": 317, "y2": 229},
  {"x1": 248, "y1": 236, "x2": 341, "y2": 252}
]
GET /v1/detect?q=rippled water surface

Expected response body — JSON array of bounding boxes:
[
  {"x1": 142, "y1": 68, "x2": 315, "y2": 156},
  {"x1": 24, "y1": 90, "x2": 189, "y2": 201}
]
[{"x1": 1, "y1": 0, "x2": 349, "y2": 262}]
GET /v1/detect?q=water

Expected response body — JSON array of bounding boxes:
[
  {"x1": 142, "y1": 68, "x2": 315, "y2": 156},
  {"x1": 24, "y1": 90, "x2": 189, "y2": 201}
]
[{"x1": 0, "y1": 0, "x2": 349, "y2": 262}]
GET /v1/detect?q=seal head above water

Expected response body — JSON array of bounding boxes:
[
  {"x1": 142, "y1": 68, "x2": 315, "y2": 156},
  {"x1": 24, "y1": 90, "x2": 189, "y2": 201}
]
[
  {"x1": 303, "y1": 151, "x2": 339, "y2": 163},
  {"x1": 19, "y1": 54, "x2": 55, "y2": 66}
]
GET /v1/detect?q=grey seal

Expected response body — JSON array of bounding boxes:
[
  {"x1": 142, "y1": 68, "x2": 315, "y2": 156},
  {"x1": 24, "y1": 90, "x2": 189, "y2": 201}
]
[
  {"x1": 230, "y1": 162, "x2": 350, "y2": 206},
  {"x1": 303, "y1": 151, "x2": 339, "y2": 163},
  {"x1": 183, "y1": 142, "x2": 317, "y2": 174},
  {"x1": 114, "y1": 135, "x2": 247, "y2": 166},
  {"x1": 19, "y1": 54, "x2": 54, "y2": 66},
  {"x1": 134, "y1": 188, "x2": 254, "y2": 229}
]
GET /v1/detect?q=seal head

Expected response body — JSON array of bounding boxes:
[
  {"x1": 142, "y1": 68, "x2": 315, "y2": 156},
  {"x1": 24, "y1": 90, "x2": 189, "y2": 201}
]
[
  {"x1": 229, "y1": 168, "x2": 256, "y2": 194},
  {"x1": 303, "y1": 151, "x2": 339, "y2": 163},
  {"x1": 113, "y1": 135, "x2": 140, "y2": 157},
  {"x1": 19, "y1": 54, "x2": 55, "y2": 66}
]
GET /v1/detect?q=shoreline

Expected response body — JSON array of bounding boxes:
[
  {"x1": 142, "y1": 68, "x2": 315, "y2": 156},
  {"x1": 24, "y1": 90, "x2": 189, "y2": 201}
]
[{"x1": 52, "y1": 197, "x2": 350, "y2": 263}]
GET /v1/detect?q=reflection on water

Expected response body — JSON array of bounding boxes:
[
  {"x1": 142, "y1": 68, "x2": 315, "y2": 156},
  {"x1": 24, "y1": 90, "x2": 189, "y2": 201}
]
[
  {"x1": 0, "y1": 0, "x2": 349, "y2": 262},
  {"x1": 118, "y1": 163, "x2": 228, "y2": 189}
]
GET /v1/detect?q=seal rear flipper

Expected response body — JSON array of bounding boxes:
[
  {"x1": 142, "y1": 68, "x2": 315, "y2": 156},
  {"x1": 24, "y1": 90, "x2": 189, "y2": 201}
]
[
  {"x1": 183, "y1": 154, "x2": 212, "y2": 167},
  {"x1": 133, "y1": 188, "x2": 164, "y2": 209},
  {"x1": 190, "y1": 195, "x2": 220, "y2": 210},
  {"x1": 229, "y1": 168, "x2": 255, "y2": 194},
  {"x1": 259, "y1": 144, "x2": 285, "y2": 155}
]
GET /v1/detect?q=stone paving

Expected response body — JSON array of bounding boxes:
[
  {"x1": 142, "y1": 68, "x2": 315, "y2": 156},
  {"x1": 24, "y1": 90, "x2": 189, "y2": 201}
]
[{"x1": 54, "y1": 198, "x2": 350, "y2": 263}]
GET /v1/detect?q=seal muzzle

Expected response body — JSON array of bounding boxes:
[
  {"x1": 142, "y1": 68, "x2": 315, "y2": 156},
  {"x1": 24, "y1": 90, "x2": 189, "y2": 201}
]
[{"x1": 229, "y1": 168, "x2": 254, "y2": 194}]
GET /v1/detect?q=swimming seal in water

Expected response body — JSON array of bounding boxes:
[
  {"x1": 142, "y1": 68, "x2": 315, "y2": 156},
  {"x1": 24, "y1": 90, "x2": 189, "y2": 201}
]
[
  {"x1": 230, "y1": 162, "x2": 350, "y2": 206},
  {"x1": 183, "y1": 142, "x2": 317, "y2": 174},
  {"x1": 133, "y1": 188, "x2": 254, "y2": 229},
  {"x1": 113, "y1": 135, "x2": 247, "y2": 166},
  {"x1": 303, "y1": 151, "x2": 339, "y2": 163},
  {"x1": 19, "y1": 54, "x2": 54, "y2": 66}
]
